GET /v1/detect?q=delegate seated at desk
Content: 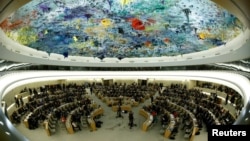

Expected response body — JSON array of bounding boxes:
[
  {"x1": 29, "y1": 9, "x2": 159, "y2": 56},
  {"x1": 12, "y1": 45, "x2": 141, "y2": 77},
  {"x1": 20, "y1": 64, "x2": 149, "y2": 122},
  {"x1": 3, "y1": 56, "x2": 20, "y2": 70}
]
[{"x1": 72, "y1": 121, "x2": 81, "y2": 131}]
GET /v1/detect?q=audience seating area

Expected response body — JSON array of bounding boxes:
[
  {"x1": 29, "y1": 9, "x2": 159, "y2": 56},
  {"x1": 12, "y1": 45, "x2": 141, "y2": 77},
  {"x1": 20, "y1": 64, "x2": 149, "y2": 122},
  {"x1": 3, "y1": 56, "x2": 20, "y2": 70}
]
[
  {"x1": 161, "y1": 84, "x2": 237, "y2": 125},
  {"x1": 140, "y1": 83, "x2": 241, "y2": 140},
  {"x1": 94, "y1": 82, "x2": 157, "y2": 108},
  {"x1": 7, "y1": 81, "x2": 242, "y2": 141},
  {"x1": 9, "y1": 83, "x2": 104, "y2": 136}
]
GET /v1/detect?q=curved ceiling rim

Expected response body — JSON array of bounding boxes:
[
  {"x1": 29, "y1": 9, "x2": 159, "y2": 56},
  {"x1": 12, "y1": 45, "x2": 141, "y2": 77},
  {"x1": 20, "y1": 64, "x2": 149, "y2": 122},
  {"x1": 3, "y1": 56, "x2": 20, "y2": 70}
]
[
  {"x1": 0, "y1": 28, "x2": 250, "y2": 67},
  {"x1": 0, "y1": 0, "x2": 250, "y2": 67},
  {"x1": 0, "y1": 41, "x2": 249, "y2": 67},
  {"x1": 0, "y1": 0, "x2": 31, "y2": 23},
  {"x1": 230, "y1": 0, "x2": 250, "y2": 21},
  {"x1": 0, "y1": 0, "x2": 249, "y2": 66},
  {"x1": 212, "y1": 0, "x2": 250, "y2": 28},
  {"x1": 0, "y1": 71, "x2": 250, "y2": 141}
]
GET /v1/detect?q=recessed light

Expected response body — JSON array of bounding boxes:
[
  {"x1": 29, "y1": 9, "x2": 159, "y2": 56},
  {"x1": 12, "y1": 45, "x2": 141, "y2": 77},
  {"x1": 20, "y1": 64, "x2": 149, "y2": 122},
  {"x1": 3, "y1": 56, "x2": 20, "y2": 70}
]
[
  {"x1": 245, "y1": 118, "x2": 248, "y2": 121},
  {"x1": 5, "y1": 132, "x2": 10, "y2": 135},
  {"x1": 0, "y1": 121, "x2": 4, "y2": 126}
]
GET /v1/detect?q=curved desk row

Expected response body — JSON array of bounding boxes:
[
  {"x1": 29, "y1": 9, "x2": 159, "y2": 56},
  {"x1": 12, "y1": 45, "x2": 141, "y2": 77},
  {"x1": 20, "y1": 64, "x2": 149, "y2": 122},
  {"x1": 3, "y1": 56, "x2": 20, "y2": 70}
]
[
  {"x1": 167, "y1": 100, "x2": 199, "y2": 141},
  {"x1": 65, "y1": 103, "x2": 99, "y2": 134},
  {"x1": 44, "y1": 113, "x2": 57, "y2": 136},
  {"x1": 169, "y1": 96, "x2": 221, "y2": 126},
  {"x1": 65, "y1": 107, "x2": 81, "y2": 134},
  {"x1": 199, "y1": 105, "x2": 220, "y2": 125},
  {"x1": 58, "y1": 101, "x2": 78, "y2": 110},
  {"x1": 139, "y1": 109, "x2": 153, "y2": 131},
  {"x1": 45, "y1": 99, "x2": 97, "y2": 135},
  {"x1": 44, "y1": 121, "x2": 50, "y2": 136},
  {"x1": 112, "y1": 105, "x2": 132, "y2": 112},
  {"x1": 87, "y1": 108, "x2": 104, "y2": 131},
  {"x1": 163, "y1": 111, "x2": 175, "y2": 138},
  {"x1": 196, "y1": 87, "x2": 237, "y2": 119},
  {"x1": 201, "y1": 99, "x2": 236, "y2": 121},
  {"x1": 57, "y1": 101, "x2": 79, "y2": 134},
  {"x1": 23, "y1": 103, "x2": 49, "y2": 129},
  {"x1": 98, "y1": 94, "x2": 140, "y2": 107}
]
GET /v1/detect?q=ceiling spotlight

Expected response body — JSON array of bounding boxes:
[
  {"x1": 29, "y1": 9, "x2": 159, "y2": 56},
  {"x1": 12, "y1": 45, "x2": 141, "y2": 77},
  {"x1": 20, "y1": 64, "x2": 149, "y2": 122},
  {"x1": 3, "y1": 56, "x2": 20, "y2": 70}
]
[
  {"x1": 98, "y1": 54, "x2": 105, "y2": 60},
  {"x1": 73, "y1": 35, "x2": 78, "y2": 42},
  {"x1": 5, "y1": 132, "x2": 10, "y2": 135},
  {"x1": 62, "y1": 52, "x2": 68, "y2": 58},
  {"x1": 117, "y1": 55, "x2": 124, "y2": 60}
]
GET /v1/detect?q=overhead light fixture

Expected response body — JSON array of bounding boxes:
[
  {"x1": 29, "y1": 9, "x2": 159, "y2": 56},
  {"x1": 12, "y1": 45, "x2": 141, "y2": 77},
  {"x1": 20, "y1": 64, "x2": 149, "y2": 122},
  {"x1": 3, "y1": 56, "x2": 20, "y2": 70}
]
[
  {"x1": 117, "y1": 54, "x2": 124, "y2": 60},
  {"x1": 98, "y1": 54, "x2": 105, "y2": 60},
  {"x1": 5, "y1": 132, "x2": 10, "y2": 135}
]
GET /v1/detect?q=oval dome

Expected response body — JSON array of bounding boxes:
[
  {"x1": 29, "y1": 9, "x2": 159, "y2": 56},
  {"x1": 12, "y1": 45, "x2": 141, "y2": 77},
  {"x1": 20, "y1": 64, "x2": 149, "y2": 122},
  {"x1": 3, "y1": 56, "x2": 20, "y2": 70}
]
[{"x1": 0, "y1": 0, "x2": 245, "y2": 60}]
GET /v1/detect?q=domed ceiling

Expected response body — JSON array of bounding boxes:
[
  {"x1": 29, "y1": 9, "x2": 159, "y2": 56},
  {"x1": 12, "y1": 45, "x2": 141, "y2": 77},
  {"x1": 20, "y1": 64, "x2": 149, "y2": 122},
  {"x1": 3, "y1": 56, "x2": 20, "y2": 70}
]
[{"x1": 0, "y1": 0, "x2": 244, "y2": 60}]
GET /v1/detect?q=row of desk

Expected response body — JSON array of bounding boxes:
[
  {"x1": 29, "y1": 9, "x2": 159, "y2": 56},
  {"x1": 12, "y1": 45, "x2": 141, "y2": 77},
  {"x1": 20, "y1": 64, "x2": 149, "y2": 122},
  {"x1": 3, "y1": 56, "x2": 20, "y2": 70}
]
[
  {"x1": 139, "y1": 109, "x2": 153, "y2": 131},
  {"x1": 87, "y1": 107, "x2": 104, "y2": 131},
  {"x1": 196, "y1": 87, "x2": 237, "y2": 119},
  {"x1": 112, "y1": 105, "x2": 132, "y2": 112},
  {"x1": 95, "y1": 90, "x2": 149, "y2": 107},
  {"x1": 65, "y1": 107, "x2": 80, "y2": 134},
  {"x1": 166, "y1": 100, "x2": 199, "y2": 141},
  {"x1": 163, "y1": 111, "x2": 175, "y2": 138},
  {"x1": 166, "y1": 93, "x2": 222, "y2": 125},
  {"x1": 98, "y1": 94, "x2": 140, "y2": 107},
  {"x1": 169, "y1": 96, "x2": 221, "y2": 125},
  {"x1": 44, "y1": 113, "x2": 57, "y2": 136},
  {"x1": 201, "y1": 99, "x2": 236, "y2": 122},
  {"x1": 199, "y1": 105, "x2": 220, "y2": 125},
  {"x1": 64, "y1": 107, "x2": 104, "y2": 134},
  {"x1": 44, "y1": 100, "x2": 100, "y2": 135},
  {"x1": 44, "y1": 102, "x2": 78, "y2": 136},
  {"x1": 23, "y1": 103, "x2": 47, "y2": 129}
]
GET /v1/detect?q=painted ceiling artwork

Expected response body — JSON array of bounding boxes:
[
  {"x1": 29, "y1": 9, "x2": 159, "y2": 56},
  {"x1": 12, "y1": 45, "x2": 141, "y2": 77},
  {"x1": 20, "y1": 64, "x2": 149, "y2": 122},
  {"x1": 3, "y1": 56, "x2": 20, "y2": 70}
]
[{"x1": 0, "y1": 0, "x2": 244, "y2": 60}]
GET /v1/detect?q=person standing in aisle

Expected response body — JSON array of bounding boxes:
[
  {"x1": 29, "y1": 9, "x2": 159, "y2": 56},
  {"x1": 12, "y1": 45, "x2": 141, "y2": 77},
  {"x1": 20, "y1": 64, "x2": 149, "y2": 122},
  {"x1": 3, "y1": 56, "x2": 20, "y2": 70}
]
[
  {"x1": 90, "y1": 86, "x2": 93, "y2": 95},
  {"x1": 129, "y1": 111, "x2": 134, "y2": 129},
  {"x1": 20, "y1": 96, "x2": 24, "y2": 107},
  {"x1": 14, "y1": 96, "x2": 20, "y2": 108},
  {"x1": 225, "y1": 93, "x2": 229, "y2": 105}
]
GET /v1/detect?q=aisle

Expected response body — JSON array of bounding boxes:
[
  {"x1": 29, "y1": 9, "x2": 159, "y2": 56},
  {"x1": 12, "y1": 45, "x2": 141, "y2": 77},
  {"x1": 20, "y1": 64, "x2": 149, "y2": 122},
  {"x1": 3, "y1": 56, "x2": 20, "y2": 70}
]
[{"x1": 87, "y1": 88, "x2": 148, "y2": 131}]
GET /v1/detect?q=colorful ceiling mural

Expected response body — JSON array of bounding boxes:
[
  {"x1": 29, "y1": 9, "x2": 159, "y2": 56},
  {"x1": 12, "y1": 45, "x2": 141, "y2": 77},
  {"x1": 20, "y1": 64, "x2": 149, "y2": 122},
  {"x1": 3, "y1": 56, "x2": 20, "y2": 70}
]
[{"x1": 0, "y1": 0, "x2": 244, "y2": 60}]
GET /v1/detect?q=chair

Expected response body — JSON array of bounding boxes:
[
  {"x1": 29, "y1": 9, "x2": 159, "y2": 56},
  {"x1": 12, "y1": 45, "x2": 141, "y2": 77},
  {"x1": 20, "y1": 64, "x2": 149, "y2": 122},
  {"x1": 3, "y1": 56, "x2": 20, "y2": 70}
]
[
  {"x1": 72, "y1": 121, "x2": 81, "y2": 131},
  {"x1": 184, "y1": 126, "x2": 193, "y2": 138},
  {"x1": 48, "y1": 122, "x2": 56, "y2": 134},
  {"x1": 49, "y1": 117, "x2": 57, "y2": 125},
  {"x1": 80, "y1": 116, "x2": 88, "y2": 128}
]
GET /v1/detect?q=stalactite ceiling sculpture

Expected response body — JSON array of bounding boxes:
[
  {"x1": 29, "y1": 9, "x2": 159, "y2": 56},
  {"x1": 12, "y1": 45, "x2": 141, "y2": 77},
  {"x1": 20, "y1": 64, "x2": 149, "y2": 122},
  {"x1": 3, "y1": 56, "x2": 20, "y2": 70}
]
[{"x1": 0, "y1": 0, "x2": 244, "y2": 60}]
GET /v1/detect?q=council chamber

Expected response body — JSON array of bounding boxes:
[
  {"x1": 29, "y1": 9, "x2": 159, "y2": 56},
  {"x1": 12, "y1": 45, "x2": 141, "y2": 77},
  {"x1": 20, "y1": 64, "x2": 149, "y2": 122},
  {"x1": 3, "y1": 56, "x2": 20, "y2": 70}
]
[{"x1": 0, "y1": 0, "x2": 250, "y2": 141}]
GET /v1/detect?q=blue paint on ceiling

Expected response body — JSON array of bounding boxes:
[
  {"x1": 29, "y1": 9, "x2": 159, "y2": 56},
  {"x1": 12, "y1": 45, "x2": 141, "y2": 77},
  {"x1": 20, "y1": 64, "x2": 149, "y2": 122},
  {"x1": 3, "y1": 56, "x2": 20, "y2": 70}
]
[{"x1": 0, "y1": 0, "x2": 244, "y2": 59}]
